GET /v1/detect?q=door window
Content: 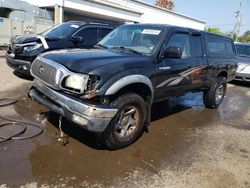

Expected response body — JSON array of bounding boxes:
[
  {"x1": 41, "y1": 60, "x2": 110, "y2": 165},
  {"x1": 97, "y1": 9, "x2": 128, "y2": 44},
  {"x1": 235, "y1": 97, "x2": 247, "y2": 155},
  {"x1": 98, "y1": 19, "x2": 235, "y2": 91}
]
[
  {"x1": 74, "y1": 28, "x2": 98, "y2": 47},
  {"x1": 190, "y1": 35, "x2": 203, "y2": 57},
  {"x1": 165, "y1": 33, "x2": 190, "y2": 58},
  {"x1": 98, "y1": 28, "x2": 112, "y2": 41}
]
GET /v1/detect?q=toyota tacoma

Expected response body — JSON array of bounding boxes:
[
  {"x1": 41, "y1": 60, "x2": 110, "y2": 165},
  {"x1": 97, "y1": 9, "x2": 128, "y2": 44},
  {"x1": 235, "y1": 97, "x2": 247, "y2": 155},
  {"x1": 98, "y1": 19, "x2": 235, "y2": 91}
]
[{"x1": 29, "y1": 24, "x2": 237, "y2": 149}]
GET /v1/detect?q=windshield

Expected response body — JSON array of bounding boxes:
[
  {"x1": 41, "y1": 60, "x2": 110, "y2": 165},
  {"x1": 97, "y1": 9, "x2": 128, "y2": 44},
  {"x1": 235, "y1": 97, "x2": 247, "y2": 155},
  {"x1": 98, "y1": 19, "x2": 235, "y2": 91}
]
[
  {"x1": 98, "y1": 25, "x2": 165, "y2": 54},
  {"x1": 40, "y1": 23, "x2": 80, "y2": 39},
  {"x1": 235, "y1": 44, "x2": 250, "y2": 58}
]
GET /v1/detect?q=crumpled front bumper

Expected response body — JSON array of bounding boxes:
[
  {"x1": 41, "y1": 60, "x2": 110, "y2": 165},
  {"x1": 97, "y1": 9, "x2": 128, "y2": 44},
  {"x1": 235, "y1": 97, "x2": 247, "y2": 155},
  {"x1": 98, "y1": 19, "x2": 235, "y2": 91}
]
[
  {"x1": 5, "y1": 52, "x2": 32, "y2": 75},
  {"x1": 29, "y1": 80, "x2": 118, "y2": 133}
]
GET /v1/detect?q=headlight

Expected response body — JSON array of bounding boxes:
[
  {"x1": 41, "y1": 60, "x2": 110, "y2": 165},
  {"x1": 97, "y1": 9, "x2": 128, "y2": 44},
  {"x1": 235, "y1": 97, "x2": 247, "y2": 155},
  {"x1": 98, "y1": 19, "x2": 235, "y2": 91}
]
[
  {"x1": 23, "y1": 43, "x2": 43, "y2": 52},
  {"x1": 64, "y1": 74, "x2": 89, "y2": 92}
]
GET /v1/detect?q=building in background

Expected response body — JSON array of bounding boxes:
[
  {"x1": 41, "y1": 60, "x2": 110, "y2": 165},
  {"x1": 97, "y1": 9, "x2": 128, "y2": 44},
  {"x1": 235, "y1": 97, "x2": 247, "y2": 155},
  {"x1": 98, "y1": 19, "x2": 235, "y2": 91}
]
[
  {"x1": 0, "y1": 0, "x2": 206, "y2": 46},
  {"x1": 0, "y1": 0, "x2": 54, "y2": 45}
]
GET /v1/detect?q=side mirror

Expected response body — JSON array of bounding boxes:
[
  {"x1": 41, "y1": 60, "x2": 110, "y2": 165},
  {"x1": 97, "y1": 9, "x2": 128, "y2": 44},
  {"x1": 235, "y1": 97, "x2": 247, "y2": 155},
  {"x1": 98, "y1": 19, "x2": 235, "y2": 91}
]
[
  {"x1": 71, "y1": 36, "x2": 83, "y2": 42},
  {"x1": 161, "y1": 47, "x2": 182, "y2": 59}
]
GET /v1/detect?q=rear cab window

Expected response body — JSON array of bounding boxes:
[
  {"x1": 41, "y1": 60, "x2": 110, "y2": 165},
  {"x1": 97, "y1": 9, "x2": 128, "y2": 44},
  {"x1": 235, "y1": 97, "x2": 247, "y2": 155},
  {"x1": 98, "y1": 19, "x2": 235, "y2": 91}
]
[{"x1": 206, "y1": 34, "x2": 236, "y2": 58}]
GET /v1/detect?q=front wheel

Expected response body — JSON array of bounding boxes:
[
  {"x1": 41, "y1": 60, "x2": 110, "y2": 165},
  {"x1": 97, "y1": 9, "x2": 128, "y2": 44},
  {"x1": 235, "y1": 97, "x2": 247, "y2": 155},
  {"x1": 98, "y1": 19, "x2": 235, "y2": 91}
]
[
  {"x1": 101, "y1": 93, "x2": 147, "y2": 150},
  {"x1": 203, "y1": 76, "x2": 227, "y2": 109}
]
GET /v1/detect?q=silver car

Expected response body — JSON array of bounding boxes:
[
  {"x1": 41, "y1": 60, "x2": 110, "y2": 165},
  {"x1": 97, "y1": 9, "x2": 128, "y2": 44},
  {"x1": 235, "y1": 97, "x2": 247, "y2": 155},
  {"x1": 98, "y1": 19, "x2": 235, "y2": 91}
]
[{"x1": 235, "y1": 43, "x2": 250, "y2": 82}]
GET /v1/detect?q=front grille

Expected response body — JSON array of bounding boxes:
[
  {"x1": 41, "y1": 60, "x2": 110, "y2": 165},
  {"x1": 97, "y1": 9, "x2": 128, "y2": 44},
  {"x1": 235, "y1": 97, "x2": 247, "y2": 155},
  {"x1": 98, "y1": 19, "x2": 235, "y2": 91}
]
[{"x1": 32, "y1": 59, "x2": 58, "y2": 86}]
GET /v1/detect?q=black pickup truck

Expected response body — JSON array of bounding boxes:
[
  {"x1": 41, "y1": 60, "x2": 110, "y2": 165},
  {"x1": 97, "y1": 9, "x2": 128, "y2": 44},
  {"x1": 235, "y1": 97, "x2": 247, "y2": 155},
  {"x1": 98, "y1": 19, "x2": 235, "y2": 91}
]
[{"x1": 29, "y1": 24, "x2": 237, "y2": 149}]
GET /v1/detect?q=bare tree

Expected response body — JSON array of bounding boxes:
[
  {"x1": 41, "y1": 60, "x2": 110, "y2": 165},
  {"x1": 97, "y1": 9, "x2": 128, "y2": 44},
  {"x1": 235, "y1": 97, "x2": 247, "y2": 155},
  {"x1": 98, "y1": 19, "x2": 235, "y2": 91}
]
[{"x1": 155, "y1": 0, "x2": 174, "y2": 10}]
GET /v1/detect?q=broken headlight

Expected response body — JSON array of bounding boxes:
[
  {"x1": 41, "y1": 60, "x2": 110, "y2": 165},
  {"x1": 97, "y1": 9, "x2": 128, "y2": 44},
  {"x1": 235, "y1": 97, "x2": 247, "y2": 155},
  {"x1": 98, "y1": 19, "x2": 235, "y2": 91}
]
[
  {"x1": 64, "y1": 74, "x2": 89, "y2": 93},
  {"x1": 86, "y1": 75, "x2": 100, "y2": 91},
  {"x1": 62, "y1": 74, "x2": 100, "y2": 95},
  {"x1": 82, "y1": 75, "x2": 101, "y2": 99}
]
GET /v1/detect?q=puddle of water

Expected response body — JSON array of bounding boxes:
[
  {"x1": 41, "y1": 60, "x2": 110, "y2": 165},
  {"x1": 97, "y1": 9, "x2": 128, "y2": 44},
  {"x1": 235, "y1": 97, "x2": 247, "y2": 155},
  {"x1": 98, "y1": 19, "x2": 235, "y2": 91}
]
[
  {"x1": 0, "y1": 83, "x2": 249, "y2": 187},
  {"x1": 176, "y1": 92, "x2": 204, "y2": 108}
]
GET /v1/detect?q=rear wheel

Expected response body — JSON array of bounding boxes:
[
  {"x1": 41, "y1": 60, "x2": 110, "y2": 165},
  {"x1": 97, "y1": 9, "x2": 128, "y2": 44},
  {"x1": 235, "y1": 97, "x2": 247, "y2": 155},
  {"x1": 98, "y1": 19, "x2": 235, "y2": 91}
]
[
  {"x1": 102, "y1": 93, "x2": 147, "y2": 150},
  {"x1": 203, "y1": 76, "x2": 227, "y2": 108}
]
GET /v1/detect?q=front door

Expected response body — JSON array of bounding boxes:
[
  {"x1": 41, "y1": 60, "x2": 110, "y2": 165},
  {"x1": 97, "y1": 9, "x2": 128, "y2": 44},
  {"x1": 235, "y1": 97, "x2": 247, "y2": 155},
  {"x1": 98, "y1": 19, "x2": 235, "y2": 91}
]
[
  {"x1": 72, "y1": 27, "x2": 98, "y2": 48},
  {"x1": 153, "y1": 32, "x2": 193, "y2": 101}
]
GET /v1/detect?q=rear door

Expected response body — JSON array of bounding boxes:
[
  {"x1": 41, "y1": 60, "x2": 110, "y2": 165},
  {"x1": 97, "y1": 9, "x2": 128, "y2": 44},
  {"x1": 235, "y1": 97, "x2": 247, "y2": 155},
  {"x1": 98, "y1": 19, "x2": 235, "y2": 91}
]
[
  {"x1": 205, "y1": 34, "x2": 237, "y2": 83},
  {"x1": 188, "y1": 32, "x2": 208, "y2": 89}
]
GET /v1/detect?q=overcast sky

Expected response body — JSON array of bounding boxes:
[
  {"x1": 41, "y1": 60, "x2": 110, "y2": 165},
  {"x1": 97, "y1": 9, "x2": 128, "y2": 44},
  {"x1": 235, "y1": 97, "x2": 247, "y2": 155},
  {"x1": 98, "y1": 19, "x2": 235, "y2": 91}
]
[{"x1": 23, "y1": 0, "x2": 250, "y2": 35}]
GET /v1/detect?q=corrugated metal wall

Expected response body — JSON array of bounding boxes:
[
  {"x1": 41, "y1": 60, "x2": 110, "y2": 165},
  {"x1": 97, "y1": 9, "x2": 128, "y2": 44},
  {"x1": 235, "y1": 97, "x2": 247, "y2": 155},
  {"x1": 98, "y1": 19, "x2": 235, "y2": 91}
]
[
  {"x1": 0, "y1": 18, "x2": 53, "y2": 45},
  {"x1": 0, "y1": 0, "x2": 54, "y2": 45}
]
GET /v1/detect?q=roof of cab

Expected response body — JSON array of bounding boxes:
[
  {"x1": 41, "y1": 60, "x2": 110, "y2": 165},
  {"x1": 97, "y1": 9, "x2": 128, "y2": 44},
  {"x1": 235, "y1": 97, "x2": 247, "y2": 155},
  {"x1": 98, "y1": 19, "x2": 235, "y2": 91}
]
[
  {"x1": 122, "y1": 23, "x2": 232, "y2": 39},
  {"x1": 122, "y1": 23, "x2": 202, "y2": 32},
  {"x1": 66, "y1": 20, "x2": 114, "y2": 28}
]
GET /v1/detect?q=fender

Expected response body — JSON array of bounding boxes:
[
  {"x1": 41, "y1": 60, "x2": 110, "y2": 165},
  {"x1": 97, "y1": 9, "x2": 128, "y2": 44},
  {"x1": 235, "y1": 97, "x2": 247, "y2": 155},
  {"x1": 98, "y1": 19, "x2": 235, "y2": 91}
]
[{"x1": 105, "y1": 74, "x2": 154, "y2": 99}]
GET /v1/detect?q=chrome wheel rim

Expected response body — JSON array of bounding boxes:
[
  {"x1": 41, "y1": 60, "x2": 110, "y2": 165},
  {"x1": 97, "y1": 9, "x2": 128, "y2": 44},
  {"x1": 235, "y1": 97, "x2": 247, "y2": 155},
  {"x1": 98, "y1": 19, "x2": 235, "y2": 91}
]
[
  {"x1": 215, "y1": 84, "x2": 225, "y2": 104},
  {"x1": 114, "y1": 106, "x2": 139, "y2": 138}
]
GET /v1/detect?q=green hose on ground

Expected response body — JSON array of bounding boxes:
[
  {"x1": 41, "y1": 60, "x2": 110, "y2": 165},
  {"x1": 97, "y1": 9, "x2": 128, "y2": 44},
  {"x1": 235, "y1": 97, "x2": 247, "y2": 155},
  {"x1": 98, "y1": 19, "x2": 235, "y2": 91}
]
[{"x1": 0, "y1": 98, "x2": 43, "y2": 144}]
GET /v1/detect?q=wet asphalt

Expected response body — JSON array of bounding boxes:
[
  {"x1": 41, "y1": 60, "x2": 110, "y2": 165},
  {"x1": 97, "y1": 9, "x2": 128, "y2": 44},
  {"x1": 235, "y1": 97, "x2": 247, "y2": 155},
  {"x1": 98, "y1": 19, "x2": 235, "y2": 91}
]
[{"x1": 0, "y1": 57, "x2": 250, "y2": 187}]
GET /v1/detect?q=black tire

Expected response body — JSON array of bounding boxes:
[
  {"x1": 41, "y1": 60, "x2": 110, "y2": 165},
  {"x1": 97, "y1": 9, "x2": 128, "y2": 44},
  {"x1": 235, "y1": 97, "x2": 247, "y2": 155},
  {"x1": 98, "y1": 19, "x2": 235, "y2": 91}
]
[
  {"x1": 101, "y1": 93, "x2": 147, "y2": 150},
  {"x1": 203, "y1": 76, "x2": 227, "y2": 109}
]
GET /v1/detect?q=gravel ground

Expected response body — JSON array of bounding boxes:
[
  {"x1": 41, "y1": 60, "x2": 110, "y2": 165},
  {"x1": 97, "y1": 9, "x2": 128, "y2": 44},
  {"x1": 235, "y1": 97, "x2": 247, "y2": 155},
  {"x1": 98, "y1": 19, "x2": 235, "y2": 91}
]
[
  {"x1": 0, "y1": 50, "x2": 6, "y2": 57},
  {"x1": 0, "y1": 51, "x2": 31, "y2": 92}
]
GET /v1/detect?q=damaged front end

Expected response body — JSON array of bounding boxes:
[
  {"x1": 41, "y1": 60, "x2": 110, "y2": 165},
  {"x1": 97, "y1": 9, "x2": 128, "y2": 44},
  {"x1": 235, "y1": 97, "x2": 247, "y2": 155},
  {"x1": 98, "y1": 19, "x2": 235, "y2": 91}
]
[{"x1": 28, "y1": 57, "x2": 117, "y2": 133}]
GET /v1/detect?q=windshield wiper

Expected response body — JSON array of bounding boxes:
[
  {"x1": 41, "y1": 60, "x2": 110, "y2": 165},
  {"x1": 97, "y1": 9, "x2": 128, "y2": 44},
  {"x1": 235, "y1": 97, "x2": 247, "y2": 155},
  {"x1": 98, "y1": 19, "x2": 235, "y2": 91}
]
[
  {"x1": 111, "y1": 46, "x2": 143, "y2": 55},
  {"x1": 95, "y1": 44, "x2": 108, "y2": 49}
]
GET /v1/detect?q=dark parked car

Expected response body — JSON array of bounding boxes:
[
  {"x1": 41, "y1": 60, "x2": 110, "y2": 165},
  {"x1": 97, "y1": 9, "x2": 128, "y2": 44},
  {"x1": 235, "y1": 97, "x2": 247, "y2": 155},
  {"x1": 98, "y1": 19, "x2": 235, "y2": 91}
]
[
  {"x1": 234, "y1": 42, "x2": 250, "y2": 82},
  {"x1": 5, "y1": 21, "x2": 114, "y2": 75},
  {"x1": 29, "y1": 24, "x2": 237, "y2": 149}
]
